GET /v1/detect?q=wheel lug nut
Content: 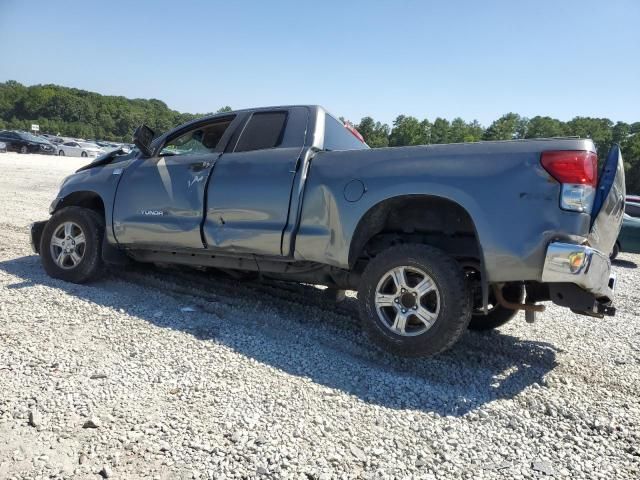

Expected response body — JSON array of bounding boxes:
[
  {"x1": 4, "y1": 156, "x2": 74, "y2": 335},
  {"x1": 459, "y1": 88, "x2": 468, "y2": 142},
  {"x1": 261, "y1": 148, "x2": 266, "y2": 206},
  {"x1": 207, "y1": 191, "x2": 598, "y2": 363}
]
[
  {"x1": 394, "y1": 298, "x2": 399, "y2": 303},
  {"x1": 413, "y1": 306, "x2": 418, "y2": 310},
  {"x1": 401, "y1": 309, "x2": 406, "y2": 313},
  {"x1": 401, "y1": 288, "x2": 406, "y2": 293}
]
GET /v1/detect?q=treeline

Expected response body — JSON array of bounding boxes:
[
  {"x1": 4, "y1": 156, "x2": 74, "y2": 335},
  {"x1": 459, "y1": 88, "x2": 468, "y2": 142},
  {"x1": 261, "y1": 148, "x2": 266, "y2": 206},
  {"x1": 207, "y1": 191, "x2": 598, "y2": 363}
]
[
  {"x1": 1, "y1": 80, "x2": 639, "y2": 192},
  {"x1": 0, "y1": 80, "x2": 213, "y2": 142},
  {"x1": 355, "y1": 113, "x2": 640, "y2": 193}
]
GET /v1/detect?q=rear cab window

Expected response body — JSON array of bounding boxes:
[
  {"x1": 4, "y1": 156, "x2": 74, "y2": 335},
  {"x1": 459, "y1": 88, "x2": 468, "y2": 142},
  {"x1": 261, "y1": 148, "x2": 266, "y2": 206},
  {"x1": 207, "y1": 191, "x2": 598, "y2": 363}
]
[
  {"x1": 323, "y1": 113, "x2": 369, "y2": 151},
  {"x1": 234, "y1": 111, "x2": 288, "y2": 152}
]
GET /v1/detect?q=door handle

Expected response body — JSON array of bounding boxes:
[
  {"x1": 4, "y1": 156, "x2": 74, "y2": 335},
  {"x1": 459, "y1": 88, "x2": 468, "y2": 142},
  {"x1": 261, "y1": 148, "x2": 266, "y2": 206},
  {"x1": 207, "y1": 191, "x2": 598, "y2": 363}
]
[{"x1": 191, "y1": 160, "x2": 216, "y2": 172}]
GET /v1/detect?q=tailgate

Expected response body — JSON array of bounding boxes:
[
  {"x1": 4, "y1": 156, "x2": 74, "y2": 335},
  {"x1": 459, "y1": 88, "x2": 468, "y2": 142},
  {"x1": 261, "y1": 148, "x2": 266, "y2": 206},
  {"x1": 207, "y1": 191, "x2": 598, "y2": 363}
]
[{"x1": 588, "y1": 144, "x2": 625, "y2": 254}]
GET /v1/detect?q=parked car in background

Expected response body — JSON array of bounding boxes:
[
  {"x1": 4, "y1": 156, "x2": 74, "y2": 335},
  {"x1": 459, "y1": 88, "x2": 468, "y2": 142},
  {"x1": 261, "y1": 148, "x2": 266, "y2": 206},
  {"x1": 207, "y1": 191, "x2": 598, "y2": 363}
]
[
  {"x1": 0, "y1": 130, "x2": 56, "y2": 154},
  {"x1": 41, "y1": 134, "x2": 64, "y2": 145},
  {"x1": 626, "y1": 195, "x2": 640, "y2": 204},
  {"x1": 611, "y1": 213, "x2": 640, "y2": 259},
  {"x1": 57, "y1": 141, "x2": 104, "y2": 157},
  {"x1": 0, "y1": 141, "x2": 6, "y2": 153},
  {"x1": 624, "y1": 201, "x2": 640, "y2": 218}
]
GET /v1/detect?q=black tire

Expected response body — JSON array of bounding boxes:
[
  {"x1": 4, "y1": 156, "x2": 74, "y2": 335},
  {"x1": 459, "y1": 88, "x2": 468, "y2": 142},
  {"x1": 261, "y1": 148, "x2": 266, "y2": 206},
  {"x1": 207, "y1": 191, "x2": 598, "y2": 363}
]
[
  {"x1": 40, "y1": 207, "x2": 105, "y2": 283},
  {"x1": 468, "y1": 283, "x2": 524, "y2": 331},
  {"x1": 610, "y1": 242, "x2": 620, "y2": 261},
  {"x1": 358, "y1": 244, "x2": 471, "y2": 357},
  {"x1": 20, "y1": 145, "x2": 28, "y2": 154},
  {"x1": 58, "y1": 150, "x2": 65, "y2": 156},
  {"x1": 81, "y1": 151, "x2": 88, "y2": 157}
]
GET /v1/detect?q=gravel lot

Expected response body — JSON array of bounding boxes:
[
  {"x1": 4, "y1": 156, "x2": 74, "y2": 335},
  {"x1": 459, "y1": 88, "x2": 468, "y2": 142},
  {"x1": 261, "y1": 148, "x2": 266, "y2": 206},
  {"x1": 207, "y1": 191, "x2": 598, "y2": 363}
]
[{"x1": 0, "y1": 152, "x2": 639, "y2": 479}]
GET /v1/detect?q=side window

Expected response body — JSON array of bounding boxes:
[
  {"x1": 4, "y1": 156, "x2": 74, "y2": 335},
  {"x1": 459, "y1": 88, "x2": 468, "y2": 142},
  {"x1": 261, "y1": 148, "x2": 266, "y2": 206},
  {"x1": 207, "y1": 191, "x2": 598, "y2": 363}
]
[
  {"x1": 160, "y1": 117, "x2": 234, "y2": 157},
  {"x1": 234, "y1": 112, "x2": 287, "y2": 153},
  {"x1": 63, "y1": 142, "x2": 74, "y2": 147},
  {"x1": 324, "y1": 113, "x2": 368, "y2": 151}
]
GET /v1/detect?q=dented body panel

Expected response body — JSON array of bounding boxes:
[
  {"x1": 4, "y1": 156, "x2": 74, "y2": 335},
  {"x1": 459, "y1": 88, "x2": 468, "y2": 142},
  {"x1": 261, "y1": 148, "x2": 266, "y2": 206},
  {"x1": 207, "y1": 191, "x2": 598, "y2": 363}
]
[{"x1": 294, "y1": 139, "x2": 596, "y2": 282}]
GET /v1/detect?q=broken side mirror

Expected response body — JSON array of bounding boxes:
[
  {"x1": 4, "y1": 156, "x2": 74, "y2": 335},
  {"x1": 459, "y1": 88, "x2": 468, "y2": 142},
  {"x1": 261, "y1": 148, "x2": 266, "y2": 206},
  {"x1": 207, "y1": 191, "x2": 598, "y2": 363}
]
[{"x1": 133, "y1": 124, "x2": 155, "y2": 157}]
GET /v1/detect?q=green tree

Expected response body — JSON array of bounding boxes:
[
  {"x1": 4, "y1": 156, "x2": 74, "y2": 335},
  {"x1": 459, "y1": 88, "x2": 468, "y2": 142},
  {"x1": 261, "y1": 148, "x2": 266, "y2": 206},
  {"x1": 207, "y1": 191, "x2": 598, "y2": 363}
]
[
  {"x1": 464, "y1": 120, "x2": 484, "y2": 142},
  {"x1": 483, "y1": 113, "x2": 527, "y2": 140},
  {"x1": 524, "y1": 116, "x2": 566, "y2": 138},
  {"x1": 430, "y1": 118, "x2": 451, "y2": 144},
  {"x1": 622, "y1": 133, "x2": 640, "y2": 194},
  {"x1": 217, "y1": 106, "x2": 233, "y2": 113},
  {"x1": 356, "y1": 116, "x2": 390, "y2": 148},
  {"x1": 565, "y1": 117, "x2": 613, "y2": 157},
  {"x1": 389, "y1": 115, "x2": 428, "y2": 146}
]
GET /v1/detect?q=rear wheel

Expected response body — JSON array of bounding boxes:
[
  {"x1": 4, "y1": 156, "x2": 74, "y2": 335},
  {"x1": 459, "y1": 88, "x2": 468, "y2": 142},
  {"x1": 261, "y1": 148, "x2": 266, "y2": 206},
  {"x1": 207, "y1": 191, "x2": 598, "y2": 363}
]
[
  {"x1": 358, "y1": 244, "x2": 471, "y2": 357},
  {"x1": 20, "y1": 145, "x2": 27, "y2": 154},
  {"x1": 58, "y1": 150, "x2": 65, "y2": 156},
  {"x1": 40, "y1": 207, "x2": 105, "y2": 283},
  {"x1": 81, "y1": 151, "x2": 88, "y2": 157},
  {"x1": 468, "y1": 283, "x2": 524, "y2": 330}
]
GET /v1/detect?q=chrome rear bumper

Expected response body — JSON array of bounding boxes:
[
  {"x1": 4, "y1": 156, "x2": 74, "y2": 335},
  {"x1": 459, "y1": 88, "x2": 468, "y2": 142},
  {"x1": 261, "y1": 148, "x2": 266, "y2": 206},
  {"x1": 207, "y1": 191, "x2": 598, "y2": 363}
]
[{"x1": 541, "y1": 242, "x2": 615, "y2": 301}]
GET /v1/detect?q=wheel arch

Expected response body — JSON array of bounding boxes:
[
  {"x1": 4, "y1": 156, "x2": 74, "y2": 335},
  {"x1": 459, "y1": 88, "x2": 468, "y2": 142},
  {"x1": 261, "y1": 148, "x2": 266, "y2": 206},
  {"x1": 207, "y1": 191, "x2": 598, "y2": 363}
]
[
  {"x1": 53, "y1": 190, "x2": 106, "y2": 220},
  {"x1": 348, "y1": 194, "x2": 485, "y2": 268}
]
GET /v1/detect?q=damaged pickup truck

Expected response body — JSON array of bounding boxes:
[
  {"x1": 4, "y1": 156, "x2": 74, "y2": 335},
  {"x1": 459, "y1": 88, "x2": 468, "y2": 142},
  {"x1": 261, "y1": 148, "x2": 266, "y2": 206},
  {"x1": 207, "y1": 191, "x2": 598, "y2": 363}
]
[{"x1": 31, "y1": 105, "x2": 625, "y2": 356}]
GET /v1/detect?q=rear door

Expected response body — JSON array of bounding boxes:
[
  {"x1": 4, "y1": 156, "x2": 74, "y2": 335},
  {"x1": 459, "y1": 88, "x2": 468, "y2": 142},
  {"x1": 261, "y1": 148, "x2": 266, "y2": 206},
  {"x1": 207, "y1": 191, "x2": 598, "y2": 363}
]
[
  {"x1": 203, "y1": 107, "x2": 309, "y2": 256},
  {"x1": 113, "y1": 115, "x2": 239, "y2": 249},
  {"x1": 589, "y1": 144, "x2": 626, "y2": 254}
]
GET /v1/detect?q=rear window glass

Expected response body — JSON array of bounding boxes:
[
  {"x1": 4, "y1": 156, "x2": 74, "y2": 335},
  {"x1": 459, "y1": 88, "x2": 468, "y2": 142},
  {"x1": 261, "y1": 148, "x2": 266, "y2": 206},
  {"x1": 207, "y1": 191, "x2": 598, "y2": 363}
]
[
  {"x1": 235, "y1": 112, "x2": 287, "y2": 152},
  {"x1": 324, "y1": 114, "x2": 368, "y2": 151}
]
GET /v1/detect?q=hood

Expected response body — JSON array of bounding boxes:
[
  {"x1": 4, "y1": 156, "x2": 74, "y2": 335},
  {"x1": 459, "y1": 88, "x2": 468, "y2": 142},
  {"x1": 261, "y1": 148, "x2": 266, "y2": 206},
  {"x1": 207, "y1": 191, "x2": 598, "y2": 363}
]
[{"x1": 76, "y1": 147, "x2": 138, "y2": 172}]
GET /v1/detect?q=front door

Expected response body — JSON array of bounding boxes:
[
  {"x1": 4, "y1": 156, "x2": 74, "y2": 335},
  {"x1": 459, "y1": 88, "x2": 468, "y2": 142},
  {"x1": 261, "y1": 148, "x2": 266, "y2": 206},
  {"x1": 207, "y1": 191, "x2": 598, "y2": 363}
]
[
  {"x1": 113, "y1": 115, "x2": 238, "y2": 249},
  {"x1": 203, "y1": 108, "x2": 309, "y2": 256}
]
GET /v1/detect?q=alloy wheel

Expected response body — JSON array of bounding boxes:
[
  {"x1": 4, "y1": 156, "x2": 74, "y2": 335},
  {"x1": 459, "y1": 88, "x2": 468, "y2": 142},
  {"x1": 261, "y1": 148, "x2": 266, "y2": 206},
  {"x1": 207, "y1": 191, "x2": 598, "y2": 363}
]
[
  {"x1": 49, "y1": 222, "x2": 86, "y2": 269},
  {"x1": 374, "y1": 266, "x2": 440, "y2": 336}
]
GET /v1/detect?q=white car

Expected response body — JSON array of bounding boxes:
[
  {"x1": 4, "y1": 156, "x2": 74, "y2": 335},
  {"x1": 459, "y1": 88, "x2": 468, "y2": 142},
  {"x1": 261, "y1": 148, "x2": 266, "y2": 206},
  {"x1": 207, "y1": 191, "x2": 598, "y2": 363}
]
[{"x1": 57, "y1": 141, "x2": 104, "y2": 158}]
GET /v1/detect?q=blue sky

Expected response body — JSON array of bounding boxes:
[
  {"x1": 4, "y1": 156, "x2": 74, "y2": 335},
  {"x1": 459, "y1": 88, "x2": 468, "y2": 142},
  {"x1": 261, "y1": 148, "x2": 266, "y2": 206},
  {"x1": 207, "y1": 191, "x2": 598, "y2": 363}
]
[{"x1": 1, "y1": 0, "x2": 639, "y2": 126}]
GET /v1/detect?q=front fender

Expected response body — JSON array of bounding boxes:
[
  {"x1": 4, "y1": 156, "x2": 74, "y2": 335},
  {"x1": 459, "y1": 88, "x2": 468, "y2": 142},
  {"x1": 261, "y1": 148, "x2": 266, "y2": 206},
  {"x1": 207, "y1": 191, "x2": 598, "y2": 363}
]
[{"x1": 50, "y1": 162, "x2": 126, "y2": 244}]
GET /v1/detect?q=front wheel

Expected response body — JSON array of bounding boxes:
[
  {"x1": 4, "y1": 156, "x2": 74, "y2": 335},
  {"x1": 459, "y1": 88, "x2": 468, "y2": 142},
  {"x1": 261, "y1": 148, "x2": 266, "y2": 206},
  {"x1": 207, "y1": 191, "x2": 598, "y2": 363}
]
[
  {"x1": 20, "y1": 145, "x2": 28, "y2": 154},
  {"x1": 58, "y1": 150, "x2": 65, "y2": 156},
  {"x1": 358, "y1": 244, "x2": 471, "y2": 357},
  {"x1": 40, "y1": 207, "x2": 105, "y2": 283},
  {"x1": 81, "y1": 151, "x2": 88, "y2": 157}
]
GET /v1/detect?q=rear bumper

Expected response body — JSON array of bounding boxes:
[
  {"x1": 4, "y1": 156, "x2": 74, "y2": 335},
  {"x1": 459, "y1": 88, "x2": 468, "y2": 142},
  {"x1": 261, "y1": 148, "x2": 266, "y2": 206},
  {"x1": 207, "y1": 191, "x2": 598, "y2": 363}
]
[
  {"x1": 541, "y1": 242, "x2": 615, "y2": 300},
  {"x1": 30, "y1": 220, "x2": 47, "y2": 254}
]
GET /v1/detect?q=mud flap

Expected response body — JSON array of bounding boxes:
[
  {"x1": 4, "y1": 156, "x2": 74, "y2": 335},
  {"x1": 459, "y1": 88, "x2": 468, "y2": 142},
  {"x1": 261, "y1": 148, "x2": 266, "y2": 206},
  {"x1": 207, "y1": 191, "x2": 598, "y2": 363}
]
[{"x1": 30, "y1": 221, "x2": 47, "y2": 254}]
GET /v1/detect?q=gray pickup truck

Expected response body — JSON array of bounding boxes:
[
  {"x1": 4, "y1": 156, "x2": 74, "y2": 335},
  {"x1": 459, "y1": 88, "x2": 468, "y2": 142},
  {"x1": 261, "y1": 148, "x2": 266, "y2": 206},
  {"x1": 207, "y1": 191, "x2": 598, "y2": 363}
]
[{"x1": 30, "y1": 105, "x2": 625, "y2": 356}]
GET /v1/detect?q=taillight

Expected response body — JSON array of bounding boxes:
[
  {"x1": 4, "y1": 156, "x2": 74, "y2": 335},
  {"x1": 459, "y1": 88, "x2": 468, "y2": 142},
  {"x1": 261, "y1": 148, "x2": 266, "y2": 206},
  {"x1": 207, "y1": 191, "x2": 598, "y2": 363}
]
[
  {"x1": 541, "y1": 150, "x2": 598, "y2": 213},
  {"x1": 541, "y1": 151, "x2": 597, "y2": 186}
]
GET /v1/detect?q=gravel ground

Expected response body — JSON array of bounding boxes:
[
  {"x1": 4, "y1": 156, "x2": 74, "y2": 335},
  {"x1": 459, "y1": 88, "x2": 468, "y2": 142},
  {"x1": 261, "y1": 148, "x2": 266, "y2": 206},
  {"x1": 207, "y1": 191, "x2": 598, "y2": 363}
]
[{"x1": 0, "y1": 152, "x2": 639, "y2": 480}]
